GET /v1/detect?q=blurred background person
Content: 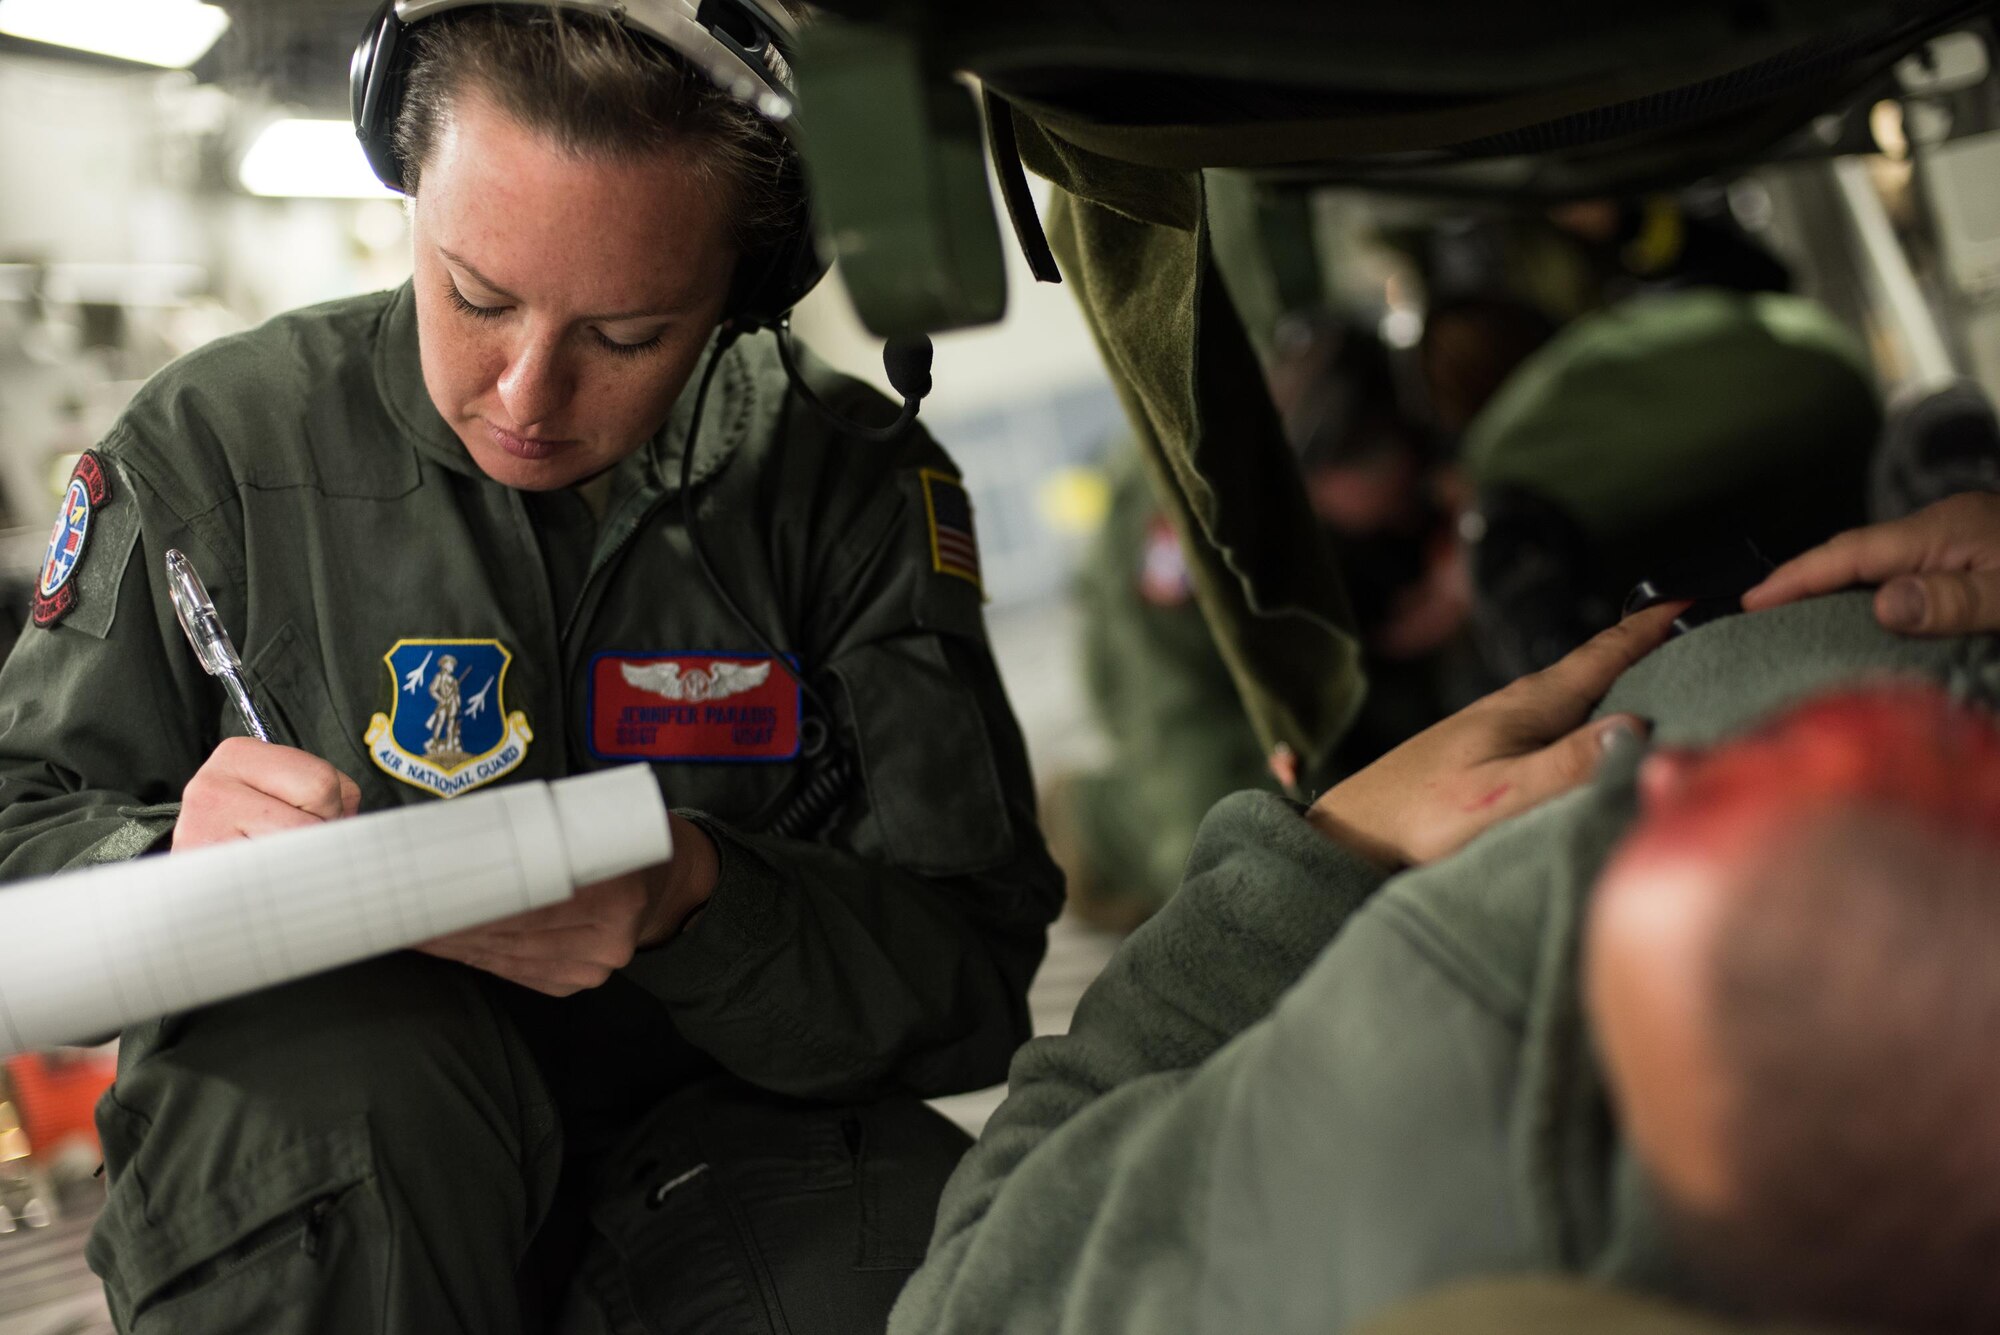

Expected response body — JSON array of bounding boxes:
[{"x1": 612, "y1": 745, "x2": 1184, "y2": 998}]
[
  {"x1": 1046, "y1": 314, "x2": 1473, "y2": 930},
  {"x1": 1460, "y1": 287, "x2": 1883, "y2": 680}
]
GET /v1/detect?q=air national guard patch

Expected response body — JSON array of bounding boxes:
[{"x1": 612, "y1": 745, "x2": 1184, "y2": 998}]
[
  {"x1": 590, "y1": 653, "x2": 800, "y2": 762},
  {"x1": 364, "y1": 639, "x2": 533, "y2": 798},
  {"x1": 921, "y1": 469, "x2": 983, "y2": 592},
  {"x1": 32, "y1": 452, "x2": 111, "y2": 628}
]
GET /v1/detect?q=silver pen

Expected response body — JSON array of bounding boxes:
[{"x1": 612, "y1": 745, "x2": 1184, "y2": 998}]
[{"x1": 164, "y1": 548, "x2": 273, "y2": 743}]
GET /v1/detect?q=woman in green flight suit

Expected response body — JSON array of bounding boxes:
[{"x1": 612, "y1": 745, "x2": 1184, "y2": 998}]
[{"x1": 0, "y1": 4, "x2": 1061, "y2": 1331}]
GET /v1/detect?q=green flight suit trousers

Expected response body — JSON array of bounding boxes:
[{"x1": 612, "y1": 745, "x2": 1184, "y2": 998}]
[{"x1": 84, "y1": 953, "x2": 970, "y2": 1334}]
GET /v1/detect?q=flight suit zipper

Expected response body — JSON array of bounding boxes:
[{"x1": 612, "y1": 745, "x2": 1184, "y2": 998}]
[
  {"x1": 504, "y1": 486, "x2": 572, "y2": 769},
  {"x1": 560, "y1": 484, "x2": 662, "y2": 645},
  {"x1": 556, "y1": 480, "x2": 677, "y2": 773},
  {"x1": 548, "y1": 455, "x2": 834, "y2": 832}
]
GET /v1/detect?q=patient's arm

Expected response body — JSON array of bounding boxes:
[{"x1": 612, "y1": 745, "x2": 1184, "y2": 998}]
[{"x1": 890, "y1": 788, "x2": 1393, "y2": 1335}]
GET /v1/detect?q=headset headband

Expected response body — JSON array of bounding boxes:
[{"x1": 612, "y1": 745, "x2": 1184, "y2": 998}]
[
  {"x1": 352, "y1": 0, "x2": 826, "y2": 328},
  {"x1": 390, "y1": 0, "x2": 798, "y2": 125}
]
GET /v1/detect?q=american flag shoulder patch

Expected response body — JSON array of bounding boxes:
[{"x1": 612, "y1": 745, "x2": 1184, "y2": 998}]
[{"x1": 920, "y1": 468, "x2": 983, "y2": 592}]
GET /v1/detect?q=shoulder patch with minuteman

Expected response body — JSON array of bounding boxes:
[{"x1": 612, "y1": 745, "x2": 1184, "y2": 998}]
[
  {"x1": 33, "y1": 452, "x2": 111, "y2": 629},
  {"x1": 920, "y1": 468, "x2": 983, "y2": 592}
]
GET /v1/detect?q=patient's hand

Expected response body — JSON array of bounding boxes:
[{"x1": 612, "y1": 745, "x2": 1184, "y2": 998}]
[
  {"x1": 1743, "y1": 492, "x2": 2000, "y2": 635},
  {"x1": 1306, "y1": 602, "x2": 1682, "y2": 867}
]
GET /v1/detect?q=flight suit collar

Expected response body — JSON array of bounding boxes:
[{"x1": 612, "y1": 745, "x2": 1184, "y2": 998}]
[{"x1": 371, "y1": 279, "x2": 750, "y2": 496}]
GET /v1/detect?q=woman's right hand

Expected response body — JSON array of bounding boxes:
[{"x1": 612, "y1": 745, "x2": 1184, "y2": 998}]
[
  {"x1": 1742, "y1": 492, "x2": 2000, "y2": 635},
  {"x1": 172, "y1": 737, "x2": 361, "y2": 851}
]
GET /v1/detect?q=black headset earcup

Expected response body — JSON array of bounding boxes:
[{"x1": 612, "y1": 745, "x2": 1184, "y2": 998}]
[
  {"x1": 350, "y1": 0, "x2": 410, "y2": 192},
  {"x1": 725, "y1": 185, "x2": 829, "y2": 331},
  {"x1": 725, "y1": 234, "x2": 826, "y2": 331},
  {"x1": 714, "y1": 0, "x2": 826, "y2": 326}
]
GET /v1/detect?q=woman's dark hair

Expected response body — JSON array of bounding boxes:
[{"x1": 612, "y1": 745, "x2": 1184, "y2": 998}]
[{"x1": 389, "y1": 6, "x2": 804, "y2": 259}]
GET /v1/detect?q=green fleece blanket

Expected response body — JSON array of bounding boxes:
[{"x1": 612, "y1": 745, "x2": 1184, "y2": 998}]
[{"x1": 1352, "y1": 1278, "x2": 1810, "y2": 1335}]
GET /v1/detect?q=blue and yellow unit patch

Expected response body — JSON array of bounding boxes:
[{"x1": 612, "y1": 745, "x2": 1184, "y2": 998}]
[
  {"x1": 32, "y1": 452, "x2": 111, "y2": 629},
  {"x1": 921, "y1": 468, "x2": 982, "y2": 592},
  {"x1": 364, "y1": 639, "x2": 533, "y2": 798}
]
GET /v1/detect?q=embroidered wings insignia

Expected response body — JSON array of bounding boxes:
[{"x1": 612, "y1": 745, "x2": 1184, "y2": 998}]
[{"x1": 621, "y1": 658, "x2": 773, "y2": 703}]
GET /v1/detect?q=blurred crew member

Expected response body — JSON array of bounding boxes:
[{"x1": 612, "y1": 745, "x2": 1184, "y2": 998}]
[
  {"x1": 1462, "y1": 288, "x2": 1880, "y2": 679},
  {"x1": 1050, "y1": 318, "x2": 1464, "y2": 929}
]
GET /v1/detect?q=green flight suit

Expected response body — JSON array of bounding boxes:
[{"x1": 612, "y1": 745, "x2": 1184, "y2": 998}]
[
  {"x1": 0, "y1": 283, "x2": 1063, "y2": 1332},
  {"x1": 1057, "y1": 446, "x2": 1462, "y2": 923},
  {"x1": 890, "y1": 592, "x2": 2000, "y2": 1335},
  {"x1": 1057, "y1": 448, "x2": 1273, "y2": 919}
]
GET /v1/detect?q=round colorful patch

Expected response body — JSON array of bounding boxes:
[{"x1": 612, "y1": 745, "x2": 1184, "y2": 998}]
[
  {"x1": 33, "y1": 452, "x2": 113, "y2": 629},
  {"x1": 39, "y1": 475, "x2": 92, "y2": 600}
]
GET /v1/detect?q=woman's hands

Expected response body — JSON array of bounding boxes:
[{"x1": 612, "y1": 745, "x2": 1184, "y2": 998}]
[
  {"x1": 1743, "y1": 492, "x2": 2000, "y2": 635},
  {"x1": 414, "y1": 813, "x2": 719, "y2": 997},
  {"x1": 174, "y1": 738, "x2": 720, "y2": 996},
  {"x1": 1307, "y1": 602, "x2": 1683, "y2": 868}
]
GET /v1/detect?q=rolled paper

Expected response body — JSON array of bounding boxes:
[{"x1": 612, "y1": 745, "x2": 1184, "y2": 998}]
[{"x1": 0, "y1": 765, "x2": 671, "y2": 1055}]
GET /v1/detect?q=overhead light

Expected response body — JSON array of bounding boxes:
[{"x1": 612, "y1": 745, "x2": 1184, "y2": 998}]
[
  {"x1": 239, "y1": 120, "x2": 400, "y2": 200},
  {"x1": 0, "y1": 0, "x2": 230, "y2": 69}
]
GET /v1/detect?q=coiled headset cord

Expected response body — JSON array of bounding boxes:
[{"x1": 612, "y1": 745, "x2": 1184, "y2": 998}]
[{"x1": 676, "y1": 325, "x2": 929, "y2": 837}]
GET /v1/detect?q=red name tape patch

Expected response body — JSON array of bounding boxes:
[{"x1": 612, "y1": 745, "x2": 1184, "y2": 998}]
[{"x1": 590, "y1": 653, "x2": 801, "y2": 763}]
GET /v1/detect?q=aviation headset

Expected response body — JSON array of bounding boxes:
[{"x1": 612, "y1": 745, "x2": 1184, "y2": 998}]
[
  {"x1": 351, "y1": 0, "x2": 933, "y2": 440},
  {"x1": 350, "y1": 0, "x2": 827, "y2": 333}
]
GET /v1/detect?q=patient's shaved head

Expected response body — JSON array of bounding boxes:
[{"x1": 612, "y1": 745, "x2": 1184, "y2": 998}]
[{"x1": 1587, "y1": 684, "x2": 2000, "y2": 1334}]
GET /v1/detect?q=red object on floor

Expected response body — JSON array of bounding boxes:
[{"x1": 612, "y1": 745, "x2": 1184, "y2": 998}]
[{"x1": 5, "y1": 1051, "x2": 115, "y2": 1157}]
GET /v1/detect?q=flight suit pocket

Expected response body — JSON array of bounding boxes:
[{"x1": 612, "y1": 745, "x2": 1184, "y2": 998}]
[
  {"x1": 87, "y1": 1103, "x2": 379, "y2": 1333},
  {"x1": 830, "y1": 635, "x2": 1012, "y2": 877},
  {"x1": 848, "y1": 1097, "x2": 970, "y2": 1271},
  {"x1": 240, "y1": 621, "x2": 373, "y2": 783},
  {"x1": 566, "y1": 1082, "x2": 953, "y2": 1334}
]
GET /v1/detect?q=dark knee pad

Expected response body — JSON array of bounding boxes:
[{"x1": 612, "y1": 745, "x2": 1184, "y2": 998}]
[{"x1": 562, "y1": 1079, "x2": 972, "y2": 1335}]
